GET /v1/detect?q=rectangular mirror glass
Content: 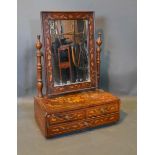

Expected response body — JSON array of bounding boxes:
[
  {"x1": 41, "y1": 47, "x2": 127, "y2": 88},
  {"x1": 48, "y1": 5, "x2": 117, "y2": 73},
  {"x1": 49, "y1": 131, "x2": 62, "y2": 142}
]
[{"x1": 49, "y1": 19, "x2": 90, "y2": 86}]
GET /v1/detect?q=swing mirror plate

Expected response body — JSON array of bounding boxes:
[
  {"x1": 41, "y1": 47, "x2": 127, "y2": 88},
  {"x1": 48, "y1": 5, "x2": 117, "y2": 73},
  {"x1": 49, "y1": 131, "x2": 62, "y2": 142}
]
[{"x1": 41, "y1": 11, "x2": 96, "y2": 97}]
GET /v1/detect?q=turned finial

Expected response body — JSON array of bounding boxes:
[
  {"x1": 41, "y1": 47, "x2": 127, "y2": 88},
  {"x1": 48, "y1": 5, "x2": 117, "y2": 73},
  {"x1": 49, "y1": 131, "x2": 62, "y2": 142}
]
[
  {"x1": 35, "y1": 35, "x2": 42, "y2": 50},
  {"x1": 35, "y1": 35, "x2": 43, "y2": 97},
  {"x1": 96, "y1": 32, "x2": 102, "y2": 88},
  {"x1": 96, "y1": 32, "x2": 102, "y2": 47}
]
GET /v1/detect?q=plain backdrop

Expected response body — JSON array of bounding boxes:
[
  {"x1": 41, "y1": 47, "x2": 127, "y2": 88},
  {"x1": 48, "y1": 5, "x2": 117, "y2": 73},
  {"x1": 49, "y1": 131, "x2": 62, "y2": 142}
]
[{"x1": 17, "y1": 0, "x2": 137, "y2": 97}]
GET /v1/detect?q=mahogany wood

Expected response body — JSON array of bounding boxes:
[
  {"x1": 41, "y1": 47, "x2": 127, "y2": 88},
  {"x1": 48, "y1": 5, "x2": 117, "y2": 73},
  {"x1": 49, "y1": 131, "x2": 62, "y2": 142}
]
[
  {"x1": 41, "y1": 11, "x2": 96, "y2": 97},
  {"x1": 34, "y1": 11, "x2": 121, "y2": 138},
  {"x1": 34, "y1": 89, "x2": 120, "y2": 138},
  {"x1": 96, "y1": 32, "x2": 102, "y2": 88},
  {"x1": 35, "y1": 35, "x2": 43, "y2": 97}
]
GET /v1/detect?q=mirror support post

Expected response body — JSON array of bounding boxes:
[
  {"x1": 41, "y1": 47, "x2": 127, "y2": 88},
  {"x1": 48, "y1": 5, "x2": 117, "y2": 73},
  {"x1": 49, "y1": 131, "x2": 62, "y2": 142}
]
[
  {"x1": 96, "y1": 32, "x2": 102, "y2": 88},
  {"x1": 35, "y1": 35, "x2": 43, "y2": 97}
]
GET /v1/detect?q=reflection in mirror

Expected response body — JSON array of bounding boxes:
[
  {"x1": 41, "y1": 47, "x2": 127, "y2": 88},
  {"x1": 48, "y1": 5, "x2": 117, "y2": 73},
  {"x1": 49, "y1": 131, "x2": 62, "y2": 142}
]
[{"x1": 49, "y1": 19, "x2": 90, "y2": 86}]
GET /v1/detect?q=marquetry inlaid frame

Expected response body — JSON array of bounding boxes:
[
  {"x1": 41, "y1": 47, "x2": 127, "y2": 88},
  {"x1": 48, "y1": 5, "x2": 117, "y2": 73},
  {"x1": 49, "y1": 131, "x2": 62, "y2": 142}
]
[{"x1": 41, "y1": 11, "x2": 96, "y2": 97}]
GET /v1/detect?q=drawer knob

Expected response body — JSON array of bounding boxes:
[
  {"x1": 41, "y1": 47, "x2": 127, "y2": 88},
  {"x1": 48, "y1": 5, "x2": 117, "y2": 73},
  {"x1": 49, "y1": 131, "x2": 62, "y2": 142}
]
[
  {"x1": 65, "y1": 115, "x2": 70, "y2": 120},
  {"x1": 47, "y1": 114, "x2": 51, "y2": 118},
  {"x1": 100, "y1": 108, "x2": 105, "y2": 113},
  {"x1": 84, "y1": 121, "x2": 89, "y2": 126}
]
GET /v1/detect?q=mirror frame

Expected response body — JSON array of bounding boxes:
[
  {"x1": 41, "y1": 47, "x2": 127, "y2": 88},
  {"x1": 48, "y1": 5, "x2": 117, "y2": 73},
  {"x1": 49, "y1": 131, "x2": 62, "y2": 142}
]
[{"x1": 41, "y1": 11, "x2": 96, "y2": 97}]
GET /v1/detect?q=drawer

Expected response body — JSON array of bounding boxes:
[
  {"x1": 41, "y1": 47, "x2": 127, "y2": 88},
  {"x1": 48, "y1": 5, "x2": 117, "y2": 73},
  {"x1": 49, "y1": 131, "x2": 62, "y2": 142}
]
[
  {"x1": 48, "y1": 110, "x2": 85, "y2": 125},
  {"x1": 48, "y1": 112, "x2": 119, "y2": 136},
  {"x1": 48, "y1": 120, "x2": 86, "y2": 136},
  {"x1": 87, "y1": 113, "x2": 119, "y2": 128},
  {"x1": 86, "y1": 102, "x2": 119, "y2": 118}
]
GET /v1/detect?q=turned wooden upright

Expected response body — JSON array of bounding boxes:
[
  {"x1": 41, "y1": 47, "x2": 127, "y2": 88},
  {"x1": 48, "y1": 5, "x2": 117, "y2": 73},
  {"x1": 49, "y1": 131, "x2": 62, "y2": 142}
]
[
  {"x1": 35, "y1": 35, "x2": 43, "y2": 97},
  {"x1": 96, "y1": 32, "x2": 102, "y2": 88}
]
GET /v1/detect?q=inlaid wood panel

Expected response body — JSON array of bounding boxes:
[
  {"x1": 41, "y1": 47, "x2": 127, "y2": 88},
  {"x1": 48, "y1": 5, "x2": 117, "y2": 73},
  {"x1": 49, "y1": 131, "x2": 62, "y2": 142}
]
[
  {"x1": 86, "y1": 102, "x2": 119, "y2": 118},
  {"x1": 47, "y1": 110, "x2": 85, "y2": 125},
  {"x1": 41, "y1": 11, "x2": 96, "y2": 96},
  {"x1": 35, "y1": 90, "x2": 120, "y2": 112},
  {"x1": 48, "y1": 119, "x2": 86, "y2": 136},
  {"x1": 34, "y1": 99, "x2": 47, "y2": 136},
  {"x1": 86, "y1": 113, "x2": 119, "y2": 128},
  {"x1": 47, "y1": 112, "x2": 119, "y2": 137},
  {"x1": 34, "y1": 89, "x2": 120, "y2": 138}
]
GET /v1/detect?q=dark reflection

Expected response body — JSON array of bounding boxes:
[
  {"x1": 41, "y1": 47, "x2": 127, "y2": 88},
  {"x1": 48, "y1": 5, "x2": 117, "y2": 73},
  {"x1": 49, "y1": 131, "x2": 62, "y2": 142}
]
[{"x1": 49, "y1": 19, "x2": 90, "y2": 86}]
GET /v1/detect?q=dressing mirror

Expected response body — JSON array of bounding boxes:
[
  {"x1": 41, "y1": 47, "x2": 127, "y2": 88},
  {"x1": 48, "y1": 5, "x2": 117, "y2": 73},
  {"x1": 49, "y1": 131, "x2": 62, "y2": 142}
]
[{"x1": 41, "y1": 12, "x2": 96, "y2": 97}]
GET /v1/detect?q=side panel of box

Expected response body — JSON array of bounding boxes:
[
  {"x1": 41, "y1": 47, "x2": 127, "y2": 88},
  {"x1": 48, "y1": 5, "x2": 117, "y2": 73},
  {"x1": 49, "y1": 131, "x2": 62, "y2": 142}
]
[{"x1": 34, "y1": 98, "x2": 48, "y2": 137}]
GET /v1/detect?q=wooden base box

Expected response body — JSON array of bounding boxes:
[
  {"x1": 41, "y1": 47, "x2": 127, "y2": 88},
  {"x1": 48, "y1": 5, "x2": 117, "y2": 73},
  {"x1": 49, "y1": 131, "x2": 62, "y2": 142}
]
[{"x1": 34, "y1": 89, "x2": 120, "y2": 138}]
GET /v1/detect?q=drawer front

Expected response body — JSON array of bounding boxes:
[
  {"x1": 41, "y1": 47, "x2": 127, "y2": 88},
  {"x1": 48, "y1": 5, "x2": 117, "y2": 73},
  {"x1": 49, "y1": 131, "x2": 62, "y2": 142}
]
[
  {"x1": 48, "y1": 120, "x2": 86, "y2": 136},
  {"x1": 87, "y1": 113, "x2": 119, "y2": 128},
  {"x1": 47, "y1": 113, "x2": 119, "y2": 137},
  {"x1": 48, "y1": 110, "x2": 85, "y2": 125},
  {"x1": 86, "y1": 102, "x2": 119, "y2": 118}
]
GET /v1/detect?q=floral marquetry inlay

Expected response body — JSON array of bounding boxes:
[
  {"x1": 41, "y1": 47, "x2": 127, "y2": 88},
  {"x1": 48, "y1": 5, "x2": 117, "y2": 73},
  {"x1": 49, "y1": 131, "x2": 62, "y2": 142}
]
[
  {"x1": 36, "y1": 89, "x2": 120, "y2": 112},
  {"x1": 41, "y1": 12, "x2": 96, "y2": 97},
  {"x1": 34, "y1": 11, "x2": 120, "y2": 138}
]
